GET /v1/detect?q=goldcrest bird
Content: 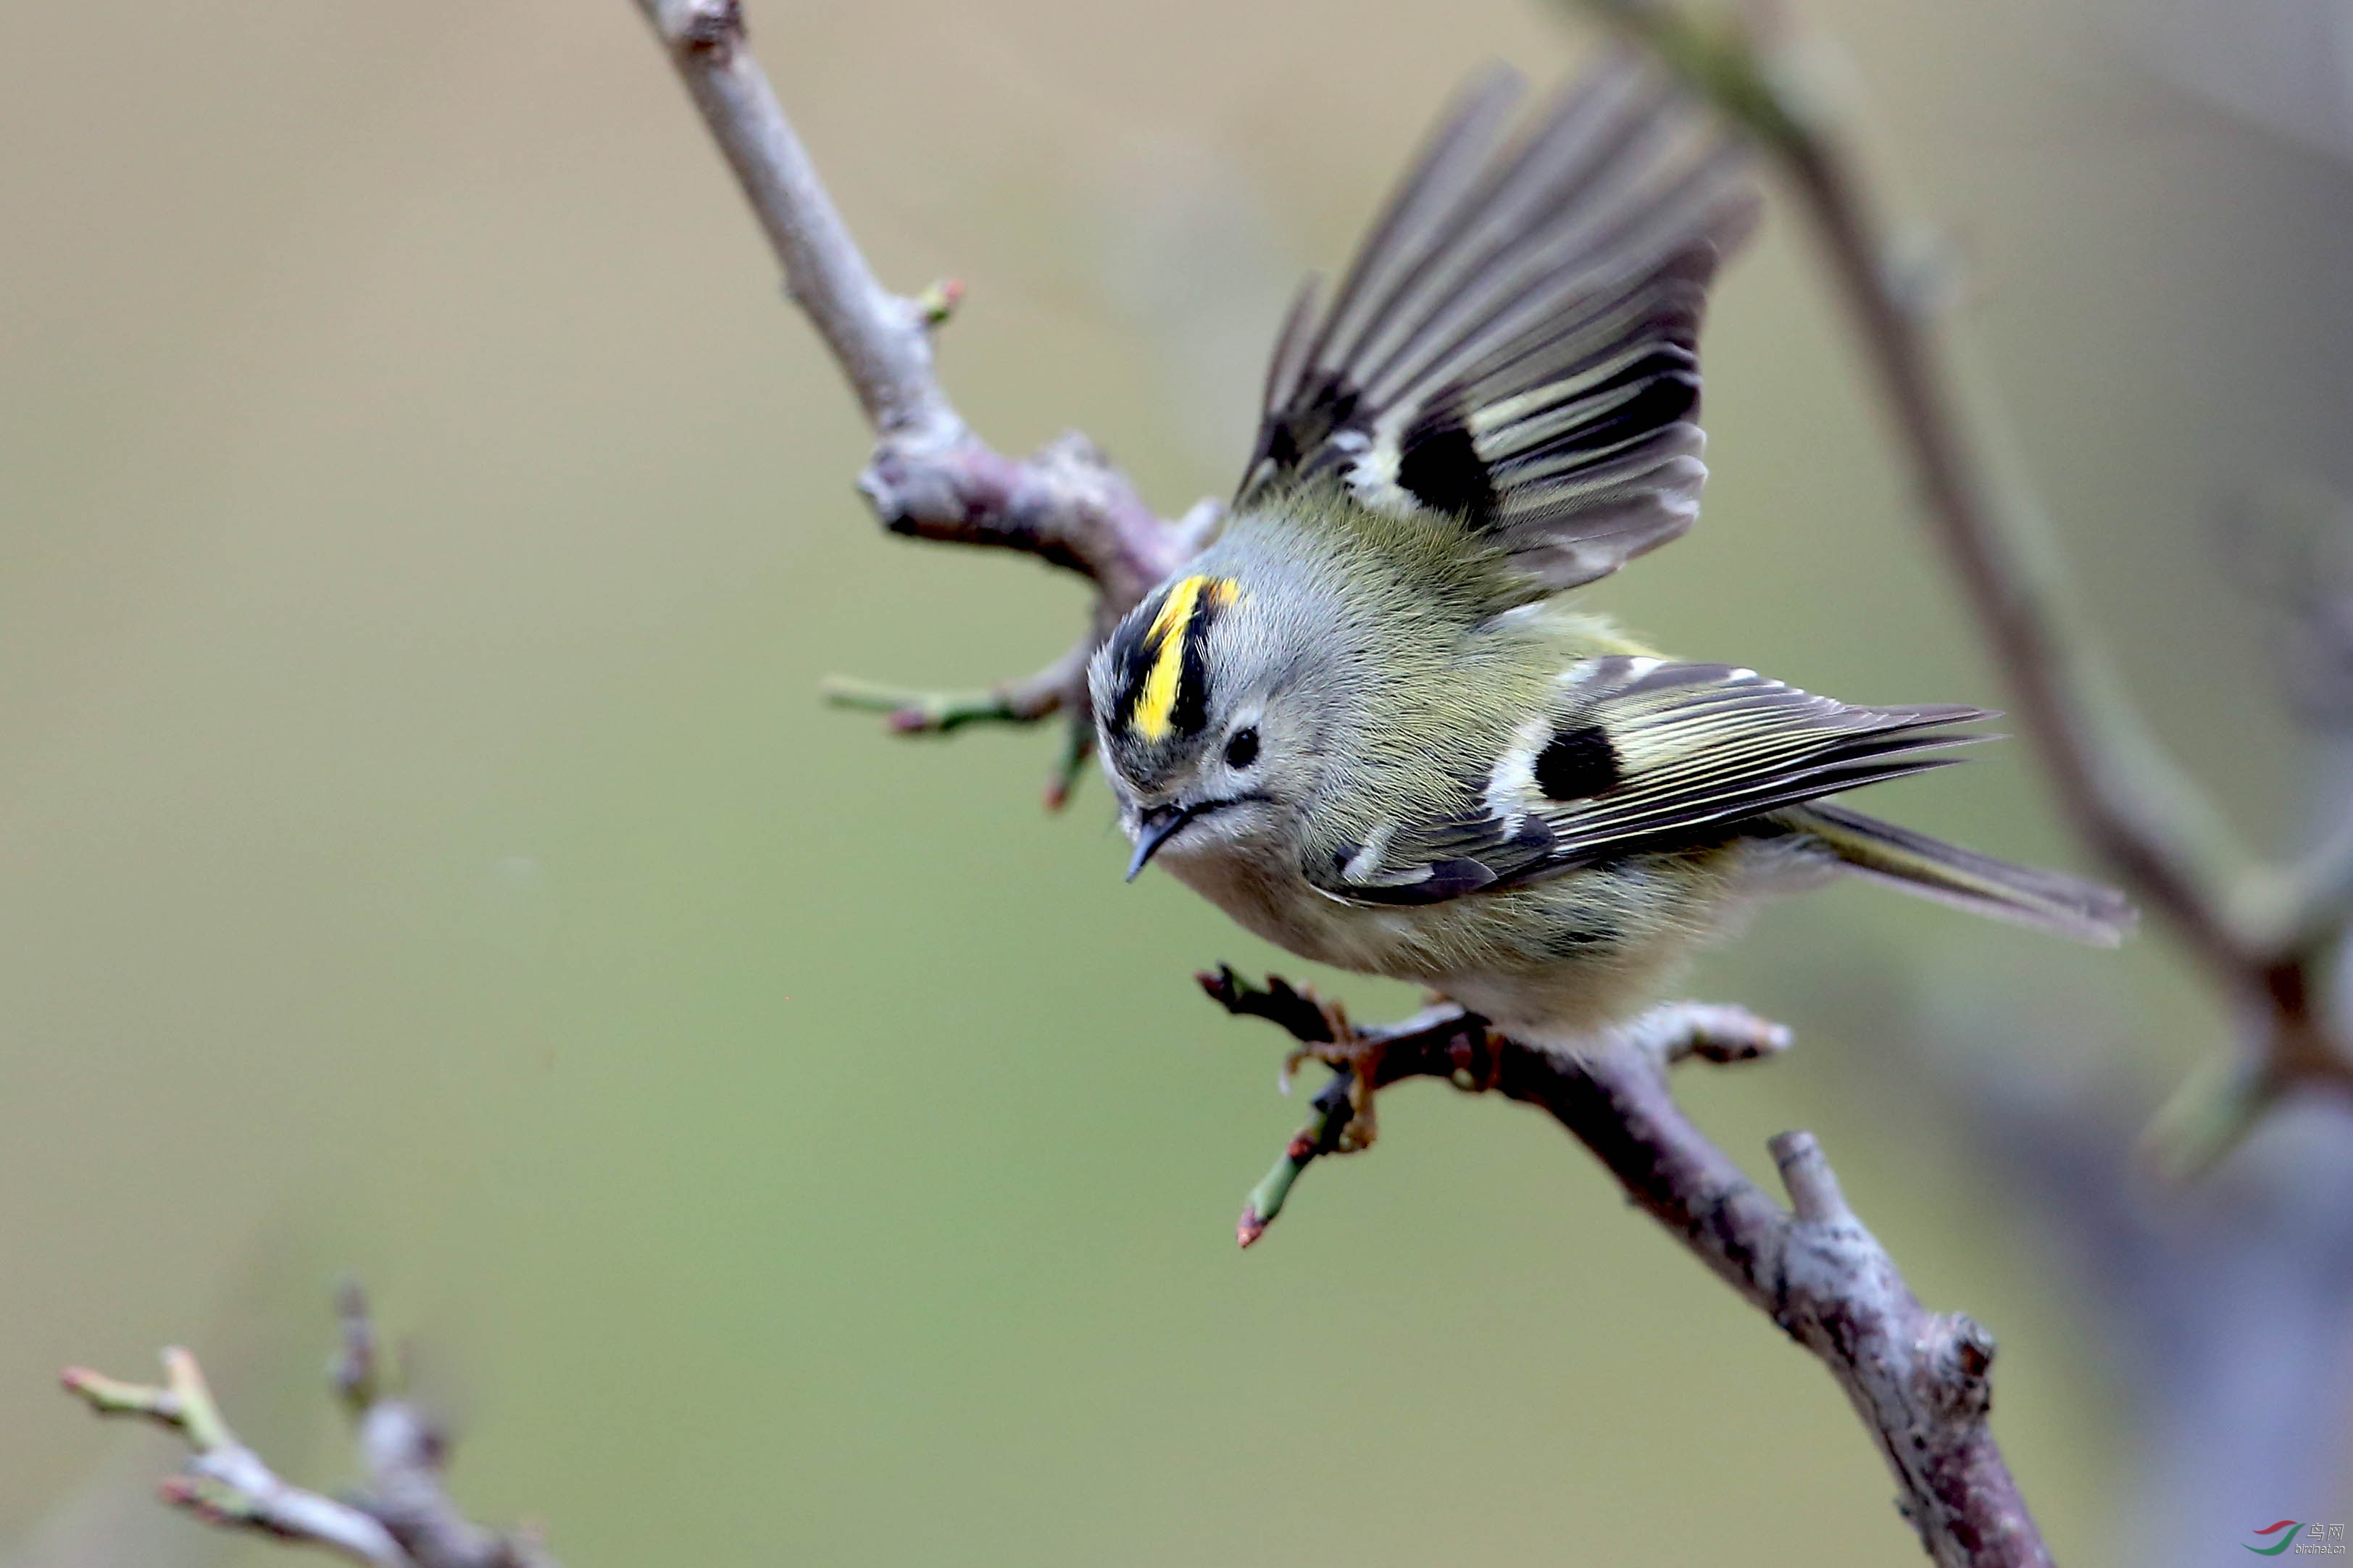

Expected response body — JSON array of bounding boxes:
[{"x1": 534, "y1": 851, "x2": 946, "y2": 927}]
[{"x1": 1087, "y1": 57, "x2": 2134, "y2": 1054}]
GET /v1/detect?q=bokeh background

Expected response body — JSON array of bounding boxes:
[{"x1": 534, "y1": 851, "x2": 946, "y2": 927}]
[{"x1": 5, "y1": 1, "x2": 2352, "y2": 1564}]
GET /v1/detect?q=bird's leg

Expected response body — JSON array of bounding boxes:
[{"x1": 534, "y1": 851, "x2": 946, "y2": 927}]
[
  {"x1": 1440, "y1": 1018, "x2": 1501, "y2": 1093},
  {"x1": 1269, "y1": 993, "x2": 1383, "y2": 1149},
  {"x1": 1195, "y1": 966, "x2": 1386, "y2": 1150},
  {"x1": 1300, "y1": 1000, "x2": 1387, "y2": 1153},
  {"x1": 1204, "y1": 969, "x2": 1508, "y2": 1245}
]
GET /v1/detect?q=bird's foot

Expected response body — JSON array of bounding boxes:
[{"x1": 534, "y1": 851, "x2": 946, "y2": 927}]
[
  {"x1": 1317, "y1": 1026, "x2": 1383, "y2": 1148},
  {"x1": 1196, "y1": 966, "x2": 1385, "y2": 1150},
  {"x1": 1204, "y1": 967, "x2": 1500, "y2": 1246},
  {"x1": 1291, "y1": 1012, "x2": 1386, "y2": 1153}
]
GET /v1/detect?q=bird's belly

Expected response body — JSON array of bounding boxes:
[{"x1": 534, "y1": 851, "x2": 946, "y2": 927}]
[
  {"x1": 1165, "y1": 845, "x2": 1744, "y2": 1035},
  {"x1": 1162, "y1": 851, "x2": 1402, "y2": 972}
]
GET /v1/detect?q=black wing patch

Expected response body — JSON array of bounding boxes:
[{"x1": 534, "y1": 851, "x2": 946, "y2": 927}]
[
  {"x1": 1533, "y1": 723, "x2": 1619, "y2": 798},
  {"x1": 1313, "y1": 659, "x2": 1989, "y2": 906},
  {"x1": 1395, "y1": 395, "x2": 1499, "y2": 525},
  {"x1": 1238, "y1": 57, "x2": 1759, "y2": 594}
]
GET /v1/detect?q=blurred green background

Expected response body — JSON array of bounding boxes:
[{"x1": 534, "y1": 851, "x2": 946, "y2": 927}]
[{"x1": 3, "y1": 0, "x2": 2346, "y2": 1564}]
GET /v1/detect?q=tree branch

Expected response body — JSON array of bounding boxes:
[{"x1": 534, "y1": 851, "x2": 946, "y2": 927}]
[
  {"x1": 1570, "y1": 0, "x2": 2353, "y2": 1154},
  {"x1": 633, "y1": 0, "x2": 1212, "y2": 801},
  {"x1": 62, "y1": 1285, "x2": 559, "y2": 1568},
  {"x1": 1206, "y1": 972, "x2": 2047, "y2": 1568},
  {"x1": 60, "y1": 1351, "x2": 404, "y2": 1567}
]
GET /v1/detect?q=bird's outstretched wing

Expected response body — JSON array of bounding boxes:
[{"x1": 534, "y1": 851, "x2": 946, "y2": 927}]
[
  {"x1": 1239, "y1": 57, "x2": 1759, "y2": 595},
  {"x1": 1309, "y1": 658, "x2": 1988, "y2": 906}
]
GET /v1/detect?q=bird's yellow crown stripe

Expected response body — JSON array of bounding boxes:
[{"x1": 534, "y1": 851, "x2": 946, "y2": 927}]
[{"x1": 1130, "y1": 575, "x2": 1238, "y2": 742}]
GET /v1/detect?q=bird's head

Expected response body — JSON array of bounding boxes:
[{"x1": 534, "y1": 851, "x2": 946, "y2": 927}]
[{"x1": 1088, "y1": 571, "x2": 1325, "y2": 880}]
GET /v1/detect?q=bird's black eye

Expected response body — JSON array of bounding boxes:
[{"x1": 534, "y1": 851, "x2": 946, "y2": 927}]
[{"x1": 1223, "y1": 726, "x2": 1259, "y2": 770}]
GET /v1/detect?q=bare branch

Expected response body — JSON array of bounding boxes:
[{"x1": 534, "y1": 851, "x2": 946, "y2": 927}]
[
  {"x1": 62, "y1": 1351, "x2": 407, "y2": 1567},
  {"x1": 635, "y1": 0, "x2": 951, "y2": 442},
  {"x1": 62, "y1": 1286, "x2": 559, "y2": 1568},
  {"x1": 1209, "y1": 976, "x2": 2047, "y2": 1568},
  {"x1": 1563, "y1": 0, "x2": 2353, "y2": 1154},
  {"x1": 631, "y1": 0, "x2": 1209, "y2": 793}
]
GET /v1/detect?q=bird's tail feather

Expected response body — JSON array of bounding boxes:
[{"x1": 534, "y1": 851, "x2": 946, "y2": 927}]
[{"x1": 1785, "y1": 801, "x2": 2136, "y2": 947}]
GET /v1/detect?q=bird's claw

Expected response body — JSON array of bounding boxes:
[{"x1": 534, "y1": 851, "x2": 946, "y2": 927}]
[{"x1": 1297, "y1": 1009, "x2": 1385, "y2": 1153}]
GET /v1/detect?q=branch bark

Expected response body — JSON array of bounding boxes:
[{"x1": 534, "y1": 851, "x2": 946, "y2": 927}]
[
  {"x1": 1204, "y1": 972, "x2": 2048, "y2": 1568},
  {"x1": 62, "y1": 1285, "x2": 559, "y2": 1568},
  {"x1": 1572, "y1": 0, "x2": 2353, "y2": 1159},
  {"x1": 633, "y1": 0, "x2": 1213, "y2": 798}
]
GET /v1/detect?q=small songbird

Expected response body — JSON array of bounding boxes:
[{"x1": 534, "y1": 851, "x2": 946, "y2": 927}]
[{"x1": 1088, "y1": 57, "x2": 2133, "y2": 1057}]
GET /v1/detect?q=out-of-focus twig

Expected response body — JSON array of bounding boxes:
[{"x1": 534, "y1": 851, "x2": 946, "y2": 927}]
[
  {"x1": 820, "y1": 635, "x2": 1092, "y2": 735},
  {"x1": 1573, "y1": 0, "x2": 2353, "y2": 1162},
  {"x1": 1206, "y1": 971, "x2": 2046, "y2": 1568},
  {"x1": 61, "y1": 1350, "x2": 404, "y2": 1567},
  {"x1": 62, "y1": 1285, "x2": 559, "y2": 1568},
  {"x1": 1859, "y1": 956, "x2": 2353, "y2": 1568},
  {"x1": 632, "y1": 0, "x2": 1217, "y2": 802}
]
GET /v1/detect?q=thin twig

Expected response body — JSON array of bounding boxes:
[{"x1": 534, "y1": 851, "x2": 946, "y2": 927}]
[
  {"x1": 1209, "y1": 974, "x2": 2044, "y2": 1568},
  {"x1": 63, "y1": 1286, "x2": 559, "y2": 1568},
  {"x1": 822, "y1": 634, "x2": 1091, "y2": 735},
  {"x1": 62, "y1": 1351, "x2": 408, "y2": 1567},
  {"x1": 820, "y1": 635, "x2": 1104, "y2": 808}
]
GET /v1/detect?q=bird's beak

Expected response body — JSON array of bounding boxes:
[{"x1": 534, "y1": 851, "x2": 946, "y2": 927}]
[{"x1": 1125, "y1": 803, "x2": 1194, "y2": 881}]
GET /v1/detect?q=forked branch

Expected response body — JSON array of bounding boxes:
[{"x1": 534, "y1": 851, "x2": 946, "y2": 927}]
[
  {"x1": 62, "y1": 1284, "x2": 560, "y2": 1568},
  {"x1": 634, "y1": 0, "x2": 1214, "y2": 798},
  {"x1": 1205, "y1": 971, "x2": 2048, "y2": 1568}
]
